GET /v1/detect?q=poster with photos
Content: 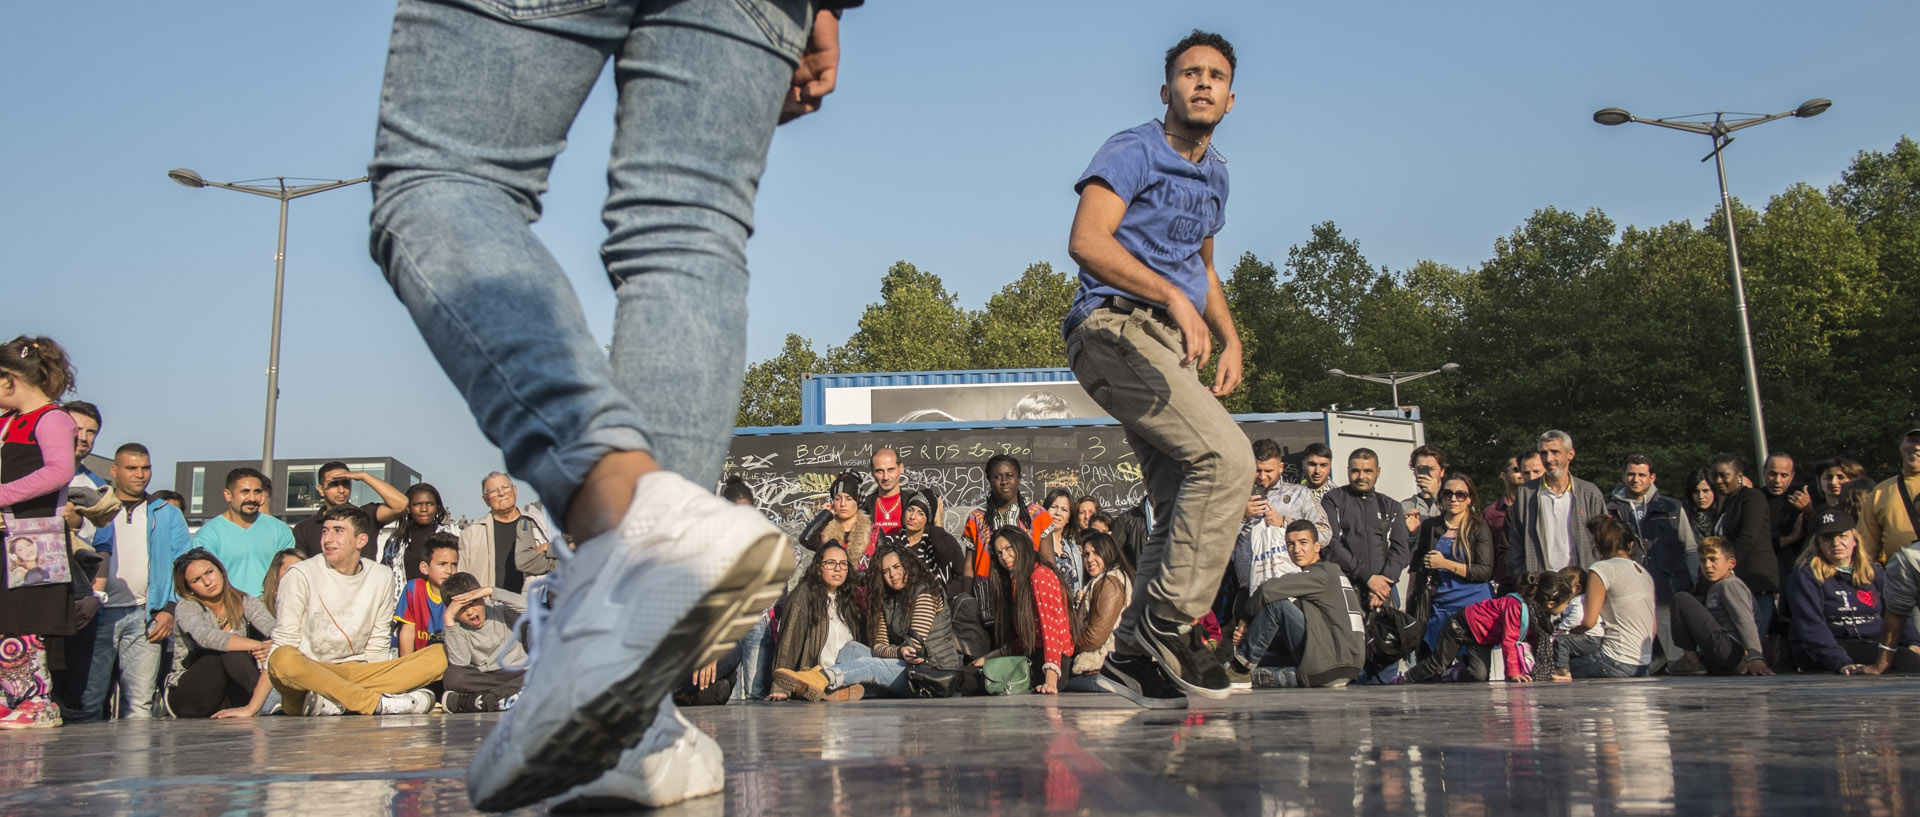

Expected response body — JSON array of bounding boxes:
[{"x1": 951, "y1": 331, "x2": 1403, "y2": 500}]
[{"x1": 4, "y1": 515, "x2": 69, "y2": 589}]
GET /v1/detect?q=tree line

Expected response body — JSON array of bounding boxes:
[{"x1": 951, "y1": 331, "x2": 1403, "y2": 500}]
[{"x1": 738, "y1": 137, "x2": 1920, "y2": 486}]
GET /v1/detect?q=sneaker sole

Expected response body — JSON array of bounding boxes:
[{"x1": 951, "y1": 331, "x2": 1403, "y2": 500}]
[
  {"x1": 1093, "y1": 673, "x2": 1188, "y2": 710},
  {"x1": 470, "y1": 528, "x2": 789, "y2": 811},
  {"x1": 1132, "y1": 629, "x2": 1233, "y2": 701}
]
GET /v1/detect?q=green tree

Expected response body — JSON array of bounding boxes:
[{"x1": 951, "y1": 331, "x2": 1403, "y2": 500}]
[
  {"x1": 838, "y1": 261, "x2": 973, "y2": 372},
  {"x1": 736, "y1": 333, "x2": 824, "y2": 427},
  {"x1": 970, "y1": 262, "x2": 1076, "y2": 369}
]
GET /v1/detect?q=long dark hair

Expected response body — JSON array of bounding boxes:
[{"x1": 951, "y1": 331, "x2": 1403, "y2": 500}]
[
  {"x1": 260, "y1": 547, "x2": 305, "y2": 617},
  {"x1": 1515, "y1": 570, "x2": 1573, "y2": 644},
  {"x1": 987, "y1": 526, "x2": 1044, "y2": 654},
  {"x1": 1438, "y1": 472, "x2": 1482, "y2": 570},
  {"x1": 390, "y1": 483, "x2": 448, "y2": 579},
  {"x1": 1043, "y1": 487, "x2": 1077, "y2": 540},
  {"x1": 862, "y1": 543, "x2": 940, "y2": 641},
  {"x1": 798, "y1": 542, "x2": 863, "y2": 635},
  {"x1": 983, "y1": 455, "x2": 1033, "y2": 530}
]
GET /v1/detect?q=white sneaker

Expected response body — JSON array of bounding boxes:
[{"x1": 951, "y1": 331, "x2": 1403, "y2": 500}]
[
  {"x1": 549, "y1": 702, "x2": 724, "y2": 811},
  {"x1": 465, "y1": 470, "x2": 790, "y2": 811},
  {"x1": 377, "y1": 689, "x2": 436, "y2": 715},
  {"x1": 303, "y1": 693, "x2": 347, "y2": 717}
]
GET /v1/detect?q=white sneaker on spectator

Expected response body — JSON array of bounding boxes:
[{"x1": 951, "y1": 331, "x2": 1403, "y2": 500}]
[
  {"x1": 465, "y1": 470, "x2": 789, "y2": 811},
  {"x1": 549, "y1": 702, "x2": 723, "y2": 812},
  {"x1": 377, "y1": 689, "x2": 436, "y2": 715},
  {"x1": 304, "y1": 693, "x2": 347, "y2": 717}
]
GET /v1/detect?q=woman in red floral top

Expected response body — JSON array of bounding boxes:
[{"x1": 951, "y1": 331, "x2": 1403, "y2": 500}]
[{"x1": 979, "y1": 527, "x2": 1074, "y2": 694}]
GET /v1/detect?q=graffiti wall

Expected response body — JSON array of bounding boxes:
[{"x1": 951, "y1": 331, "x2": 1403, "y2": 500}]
[{"x1": 724, "y1": 419, "x2": 1326, "y2": 534}]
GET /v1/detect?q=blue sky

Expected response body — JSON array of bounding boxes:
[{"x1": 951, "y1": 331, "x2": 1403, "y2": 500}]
[{"x1": 4, "y1": 2, "x2": 1915, "y2": 520}]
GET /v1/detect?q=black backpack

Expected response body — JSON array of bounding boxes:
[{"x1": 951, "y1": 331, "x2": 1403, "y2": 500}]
[{"x1": 1365, "y1": 604, "x2": 1424, "y2": 668}]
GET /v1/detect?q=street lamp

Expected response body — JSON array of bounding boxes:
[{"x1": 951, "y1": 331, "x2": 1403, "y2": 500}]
[
  {"x1": 168, "y1": 169, "x2": 369, "y2": 480},
  {"x1": 1326, "y1": 363, "x2": 1460, "y2": 415},
  {"x1": 1592, "y1": 98, "x2": 1830, "y2": 465}
]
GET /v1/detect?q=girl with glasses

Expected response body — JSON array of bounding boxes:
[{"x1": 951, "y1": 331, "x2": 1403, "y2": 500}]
[{"x1": 768, "y1": 543, "x2": 867, "y2": 701}]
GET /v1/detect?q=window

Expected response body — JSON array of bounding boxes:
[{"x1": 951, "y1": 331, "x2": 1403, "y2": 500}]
[
  {"x1": 286, "y1": 466, "x2": 321, "y2": 514},
  {"x1": 190, "y1": 467, "x2": 206, "y2": 514}
]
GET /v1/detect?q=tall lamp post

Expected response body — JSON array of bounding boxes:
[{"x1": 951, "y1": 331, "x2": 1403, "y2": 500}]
[
  {"x1": 1327, "y1": 363, "x2": 1460, "y2": 416},
  {"x1": 1591, "y1": 98, "x2": 1831, "y2": 466},
  {"x1": 167, "y1": 169, "x2": 368, "y2": 480}
]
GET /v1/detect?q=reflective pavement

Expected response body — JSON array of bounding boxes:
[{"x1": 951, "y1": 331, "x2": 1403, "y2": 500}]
[{"x1": 2, "y1": 676, "x2": 1915, "y2": 816}]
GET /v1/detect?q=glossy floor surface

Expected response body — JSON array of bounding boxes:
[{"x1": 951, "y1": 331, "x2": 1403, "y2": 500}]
[{"x1": 2, "y1": 676, "x2": 1913, "y2": 816}]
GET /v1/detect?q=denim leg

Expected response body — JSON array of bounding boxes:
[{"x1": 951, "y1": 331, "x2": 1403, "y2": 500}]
[
  {"x1": 77, "y1": 606, "x2": 133, "y2": 721},
  {"x1": 117, "y1": 619, "x2": 164, "y2": 719},
  {"x1": 1238, "y1": 598, "x2": 1306, "y2": 669},
  {"x1": 825, "y1": 641, "x2": 910, "y2": 696},
  {"x1": 603, "y1": 0, "x2": 808, "y2": 485}
]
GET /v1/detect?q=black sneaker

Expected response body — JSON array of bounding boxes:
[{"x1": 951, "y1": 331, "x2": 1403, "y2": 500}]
[
  {"x1": 1136, "y1": 614, "x2": 1232, "y2": 699},
  {"x1": 1095, "y1": 652, "x2": 1189, "y2": 709},
  {"x1": 442, "y1": 691, "x2": 481, "y2": 714}
]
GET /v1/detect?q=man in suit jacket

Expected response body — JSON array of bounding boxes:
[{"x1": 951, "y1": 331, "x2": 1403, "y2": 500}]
[{"x1": 1508, "y1": 430, "x2": 1608, "y2": 578}]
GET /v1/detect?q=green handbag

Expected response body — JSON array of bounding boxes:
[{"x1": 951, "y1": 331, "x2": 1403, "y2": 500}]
[{"x1": 982, "y1": 656, "x2": 1032, "y2": 696}]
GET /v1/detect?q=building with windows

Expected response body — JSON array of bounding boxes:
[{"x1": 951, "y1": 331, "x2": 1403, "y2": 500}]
[{"x1": 174, "y1": 457, "x2": 423, "y2": 527}]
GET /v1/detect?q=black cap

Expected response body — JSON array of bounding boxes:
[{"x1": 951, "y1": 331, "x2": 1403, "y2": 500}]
[
  {"x1": 830, "y1": 473, "x2": 862, "y2": 500},
  {"x1": 904, "y1": 491, "x2": 932, "y2": 517},
  {"x1": 1813, "y1": 507, "x2": 1856, "y2": 537}
]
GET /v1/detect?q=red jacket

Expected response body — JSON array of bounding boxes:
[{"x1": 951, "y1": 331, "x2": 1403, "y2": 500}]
[{"x1": 1462, "y1": 594, "x2": 1533, "y2": 680}]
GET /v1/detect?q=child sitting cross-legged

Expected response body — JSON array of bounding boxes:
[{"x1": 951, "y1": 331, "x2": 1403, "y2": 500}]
[
  {"x1": 439, "y1": 571, "x2": 528, "y2": 713},
  {"x1": 1403, "y1": 570, "x2": 1574, "y2": 684}
]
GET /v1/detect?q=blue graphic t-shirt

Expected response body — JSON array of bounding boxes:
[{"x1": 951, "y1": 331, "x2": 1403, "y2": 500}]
[{"x1": 1063, "y1": 119, "x2": 1229, "y2": 336}]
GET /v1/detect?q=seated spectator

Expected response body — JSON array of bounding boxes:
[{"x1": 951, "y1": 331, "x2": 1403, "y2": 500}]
[
  {"x1": 1404, "y1": 570, "x2": 1572, "y2": 684},
  {"x1": 1039, "y1": 488, "x2": 1085, "y2": 593},
  {"x1": 1229, "y1": 520, "x2": 1366, "y2": 689},
  {"x1": 1552, "y1": 517, "x2": 1656, "y2": 679},
  {"x1": 395, "y1": 534, "x2": 461, "y2": 657},
  {"x1": 1066, "y1": 532, "x2": 1132, "y2": 693},
  {"x1": 1787, "y1": 508, "x2": 1890, "y2": 675},
  {"x1": 164, "y1": 550, "x2": 276, "y2": 719},
  {"x1": 1668, "y1": 538, "x2": 1771, "y2": 676},
  {"x1": 260, "y1": 548, "x2": 305, "y2": 617},
  {"x1": 266, "y1": 506, "x2": 445, "y2": 715},
  {"x1": 769, "y1": 543, "x2": 866, "y2": 702},
  {"x1": 962, "y1": 456, "x2": 1051, "y2": 610},
  {"x1": 888, "y1": 490, "x2": 970, "y2": 600},
  {"x1": 1552, "y1": 565, "x2": 1597, "y2": 640},
  {"x1": 789, "y1": 545, "x2": 960, "y2": 700},
  {"x1": 1410, "y1": 473, "x2": 1495, "y2": 655},
  {"x1": 439, "y1": 571, "x2": 527, "y2": 713},
  {"x1": 799, "y1": 474, "x2": 877, "y2": 570},
  {"x1": 978, "y1": 527, "x2": 1074, "y2": 695},
  {"x1": 1710, "y1": 454, "x2": 1780, "y2": 634},
  {"x1": 1871, "y1": 494, "x2": 1920, "y2": 675},
  {"x1": 1232, "y1": 438, "x2": 1334, "y2": 608}
]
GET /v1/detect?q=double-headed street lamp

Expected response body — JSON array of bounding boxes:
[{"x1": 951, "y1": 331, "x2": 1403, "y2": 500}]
[
  {"x1": 168, "y1": 169, "x2": 368, "y2": 479},
  {"x1": 1591, "y1": 98, "x2": 1831, "y2": 466},
  {"x1": 1327, "y1": 363, "x2": 1460, "y2": 415}
]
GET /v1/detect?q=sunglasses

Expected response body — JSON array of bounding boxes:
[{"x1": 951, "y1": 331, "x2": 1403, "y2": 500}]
[{"x1": 1438, "y1": 489, "x2": 1470, "y2": 501}]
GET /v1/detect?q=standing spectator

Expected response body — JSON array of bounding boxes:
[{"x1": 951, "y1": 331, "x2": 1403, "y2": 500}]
[
  {"x1": 1231, "y1": 520, "x2": 1367, "y2": 689},
  {"x1": 379, "y1": 483, "x2": 455, "y2": 609},
  {"x1": 1484, "y1": 450, "x2": 1543, "y2": 587},
  {"x1": 1233, "y1": 438, "x2": 1332, "y2": 601},
  {"x1": 81, "y1": 443, "x2": 191, "y2": 721},
  {"x1": 1066, "y1": 532, "x2": 1132, "y2": 692},
  {"x1": 1507, "y1": 430, "x2": 1607, "y2": 577},
  {"x1": 1859, "y1": 429, "x2": 1920, "y2": 563},
  {"x1": 1409, "y1": 473, "x2": 1495, "y2": 654},
  {"x1": 163, "y1": 550, "x2": 276, "y2": 719},
  {"x1": 980, "y1": 528, "x2": 1074, "y2": 695},
  {"x1": 1321, "y1": 448, "x2": 1410, "y2": 612},
  {"x1": 1710, "y1": 454, "x2": 1780, "y2": 636},
  {"x1": 0, "y1": 336, "x2": 83, "y2": 729},
  {"x1": 1039, "y1": 488, "x2": 1085, "y2": 593},
  {"x1": 1809, "y1": 458, "x2": 1867, "y2": 513},
  {"x1": 1667, "y1": 538, "x2": 1771, "y2": 677},
  {"x1": 799, "y1": 473, "x2": 876, "y2": 569},
  {"x1": 439, "y1": 571, "x2": 527, "y2": 713},
  {"x1": 61, "y1": 402, "x2": 106, "y2": 545},
  {"x1": 1682, "y1": 468, "x2": 1718, "y2": 547},
  {"x1": 1787, "y1": 508, "x2": 1889, "y2": 675},
  {"x1": 962, "y1": 456, "x2": 1049, "y2": 609},
  {"x1": 1300, "y1": 443, "x2": 1337, "y2": 504},
  {"x1": 266, "y1": 506, "x2": 444, "y2": 715},
  {"x1": 1075, "y1": 497, "x2": 1101, "y2": 534},
  {"x1": 864, "y1": 448, "x2": 908, "y2": 537},
  {"x1": 455, "y1": 473, "x2": 555, "y2": 593},
  {"x1": 50, "y1": 401, "x2": 106, "y2": 718},
  {"x1": 193, "y1": 469, "x2": 298, "y2": 597},
  {"x1": 1402, "y1": 445, "x2": 1447, "y2": 533},
  {"x1": 888, "y1": 491, "x2": 970, "y2": 600},
  {"x1": 1552, "y1": 517, "x2": 1656, "y2": 679},
  {"x1": 291, "y1": 461, "x2": 409, "y2": 559},
  {"x1": 1606, "y1": 454, "x2": 1698, "y2": 671},
  {"x1": 1060, "y1": 30, "x2": 1253, "y2": 705},
  {"x1": 1761, "y1": 454, "x2": 1808, "y2": 577}
]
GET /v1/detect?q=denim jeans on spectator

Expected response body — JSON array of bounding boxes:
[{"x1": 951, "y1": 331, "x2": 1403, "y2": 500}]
[
  {"x1": 1554, "y1": 632, "x2": 1650, "y2": 678},
  {"x1": 368, "y1": 0, "x2": 810, "y2": 521},
  {"x1": 104, "y1": 609, "x2": 163, "y2": 718},
  {"x1": 824, "y1": 642, "x2": 911, "y2": 697},
  {"x1": 70, "y1": 605, "x2": 129, "y2": 721},
  {"x1": 1239, "y1": 598, "x2": 1307, "y2": 670},
  {"x1": 736, "y1": 613, "x2": 775, "y2": 700}
]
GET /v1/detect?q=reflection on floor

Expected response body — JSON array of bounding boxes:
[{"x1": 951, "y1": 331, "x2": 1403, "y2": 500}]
[{"x1": 1, "y1": 676, "x2": 1914, "y2": 816}]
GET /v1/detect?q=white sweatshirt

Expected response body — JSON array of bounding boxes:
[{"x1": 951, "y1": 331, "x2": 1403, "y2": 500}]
[{"x1": 272, "y1": 555, "x2": 396, "y2": 663}]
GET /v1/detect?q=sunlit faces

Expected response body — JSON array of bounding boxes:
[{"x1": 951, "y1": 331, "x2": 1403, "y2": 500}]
[
  {"x1": 419, "y1": 546, "x2": 458, "y2": 588},
  {"x1": 1819, "y1": 530, "x2": 1859, "y2": 567},
  {"x1": 818, "y1": 545, "x2": 851, "y2": 588},
  {"x1": 1763, "y1": 456, "x2": 1794, "y2": 496},
  {"x1": 993, "y1": 536, "x2": 1020, "y2": 571},
  {"x1": 1081, "y1": 541, "x2": 1106, "y2": 578},
  {"x1": 989, "y1": 462, "x2": 1021, "y2": 505},
  {"x1": 112, "y1": 450, "x2": 153, "y2": 497},
  {"x1": 870, "y1": 449, "x2": 902, "y2": 495},
  {"x1": 1711, "y1": 464, "x2": 1744, "y2": 497},
  {"x1": 226, "y1": 477, "x2": 267, "y2": 519},
  {"x1": 184, "y1": 558, "x2": 226, "y2": 601},
  {"x1": 319, "y1": 519, "x2": 365, "y2": 571},
  {"x1": 407, "y1": 490, "x2": 440, "y2": 527},
  {"x1": 1700, "y1": 548, "x2": 1735, "y2": 584},
  {"x1": 320, "y1": 466, "x2": 353, "y2": 508},
  {"x1": 1048, "y1": 496, "x2": 1072, "y2": 525},
  {"x1": 1621, "y1": 463, "x2": 1655, "y2": 500},
  {"x1": 1076, "y1": 499, "x2": 1098, "y2": 529},
  {"x1": 482, "y1": 475, "x2": 517, "y2": 513},
  {"x1": 880, "y1": 552, "x2": 908, "y2": 592},
  {"x1": 1255, "y1": 457, "x2": 1285, "y2": 491},
  {"x1": 1411, "y1": 455, "x2": 1442, "y2": 497},
  {"x1": 1302, "y1": 453, "x2": 1333, "y2": 490},
  {"x1": 1160, "y1": 45, "x2": 1234, "y2": 131},
  {"x1": 1438, "y1": 477, "x2": 1472, "y2": 509},
  {"x1": 1519, "y1": 453, "x2": 1546, "y2": 483},
  {"x1": 830, "y1": 490, "x2": 859, "y2": 522},
  {"x1": 1821, "y1": 467, "x2": 1852, "y2": 503},
  {"x1": 1539, "y1": 438, "x2": 1574, "y2": 480},
  {"x1": 456, "y1": 598, "x2": 488, "y2": 629},
  {"x1": 905, "y1": 505, "x2": 928, "y2": 534},
  {"x1": 1285, "y1": 527, "x2": 1322, "y2": 568},
  {"x1": 1901, "y1": 434, "x2": 1920, "y2": 474},
  {"x1": 69, "y1": 411, "x2": 99, "y2": 459},
  {"x1": 1347, "y1": 456, "x2": 1379, "y2": 493}
]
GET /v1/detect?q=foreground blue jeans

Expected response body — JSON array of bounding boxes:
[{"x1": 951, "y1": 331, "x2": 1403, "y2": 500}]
[
  {"x1": 1554, "y1": 632, "x2": 1651, "y2": 679},
  {"x1": 1238, "y1": 597, "x2": 1307, "y2": 669},
  {"x1": 825, "y1": 641, "x2": 911, "y2": 697},
  {"x1": 369, "y1": 0, "x2": 810, "y2": 525}
]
